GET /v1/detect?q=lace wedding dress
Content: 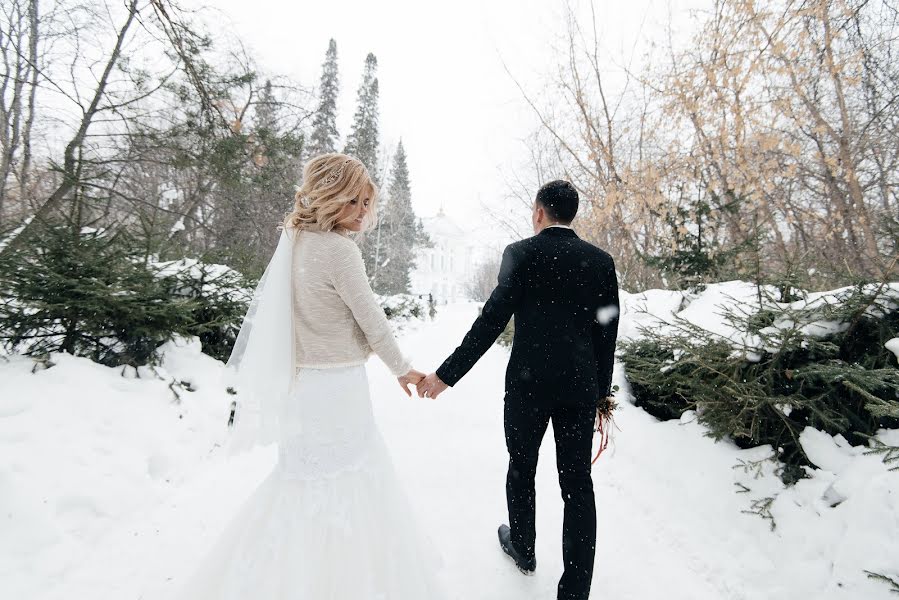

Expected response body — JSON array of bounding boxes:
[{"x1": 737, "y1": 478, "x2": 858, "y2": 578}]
[
  {"x1": 177, "y1": 365, "x2": 445, "y2": 600},
  {"x1": 175, "y1": 230, "x2": 444, "y2": 599}
]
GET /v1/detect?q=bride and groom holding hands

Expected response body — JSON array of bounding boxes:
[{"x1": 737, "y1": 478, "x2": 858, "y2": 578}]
[{"x1": 176, "y1": 153, "x2": 619, "y2": 600}]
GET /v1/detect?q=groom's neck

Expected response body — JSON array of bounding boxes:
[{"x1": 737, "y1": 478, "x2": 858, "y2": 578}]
[{"x1": 534, "y1": 220, "x2": 567, "y2": 234}]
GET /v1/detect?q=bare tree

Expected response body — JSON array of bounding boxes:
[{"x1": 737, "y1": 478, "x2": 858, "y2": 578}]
[
  {"x1": 516, "y1": 0, "x2": 898, "y2": 290},
  {"x1": 662, "y1": 0, "x2": 899, "y2": 283},
  {"x1": 0, "y1": 0, "x2": 313, "y2": 276},
  {"x1": 465, "y1": 253, "x2": 502, "y2": 302},
  {"x1": 0, "y1": 0, "x2": 41, "y2": 227}
]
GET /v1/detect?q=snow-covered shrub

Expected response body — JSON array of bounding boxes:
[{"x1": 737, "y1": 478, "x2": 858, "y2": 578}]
[
  {"x1": 153, "y1": 258, "x2": 252, "y2": 361},
  {"x1": 497, "y1": 317, "x2": 514, "y2": 347},
  {"x1": 377, "y1": 293, "x2": 431, "y2": 323},
  {"x1": 621, "y1": 282, "x2": 899, "y2": 482},
  {"x1": 0, "y1": 225, "x2": 195, "y2": 366},
  {"x1": 0, "y1": 224, "x2": 253, "y2": 366}
]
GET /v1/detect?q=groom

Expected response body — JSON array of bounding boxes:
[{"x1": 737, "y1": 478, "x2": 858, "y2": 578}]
[{"x1": 417, "y1": 180, "x2": 619, "y2": 600}]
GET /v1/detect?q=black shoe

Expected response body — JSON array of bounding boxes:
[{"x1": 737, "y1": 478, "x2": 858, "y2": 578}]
[{"x1": 497, "y1": 524, "x2": 536, "y2": 575}]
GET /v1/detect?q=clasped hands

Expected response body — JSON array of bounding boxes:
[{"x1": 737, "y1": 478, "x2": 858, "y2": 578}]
[{"x1": 396, "y1": 369, "x2": 449, "y2": 399}]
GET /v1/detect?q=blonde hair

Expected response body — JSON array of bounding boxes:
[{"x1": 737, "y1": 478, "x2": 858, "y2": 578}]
[{"x1": 284, "y1": 153, "x2": 378, "y2": 232}]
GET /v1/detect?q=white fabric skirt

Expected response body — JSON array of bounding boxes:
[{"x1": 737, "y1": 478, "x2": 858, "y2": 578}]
[{"x1": 176, "y1": 365, "x2": 445, "y2": 600}]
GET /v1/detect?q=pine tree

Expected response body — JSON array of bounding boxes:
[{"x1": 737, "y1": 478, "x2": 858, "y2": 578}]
[
  {"x1": 308, "y1": 39, "x2": 340, "y2": 156},
  {"x1": 620, "y1": 283, "x2": 899, "y2": 483},
  {"x1": 345, "y1": 53, "x2": 383, "y2": 280},
  {"x1": 0, "y1": 223, "x2": 196, "y2": 366},
  {"x1": 644, "y1": 189, "x2": 748, "y2": 291},
  {"x1": 254, "y1": 80, "x2": 279, "y2": 137},
  {"x1": 248, "y1": 79, "x2": 304, "y2": 268},
  {"x1": 373, "y1": 140, "x2": 427, "y2": 294},
  {"x1": 344, "y1": 53, "x2": 380, "y2": 181},
  {"x1": 207, "y1": 80, "x2": 304, "y2": 277},
  {"x1": 159, "y1": 258, "x2": 253, "y2": 362}
]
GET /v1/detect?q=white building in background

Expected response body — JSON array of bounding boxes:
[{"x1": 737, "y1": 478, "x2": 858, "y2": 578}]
[{"x1": 410, "y1": 208, "x2": 479, "y2": 303}]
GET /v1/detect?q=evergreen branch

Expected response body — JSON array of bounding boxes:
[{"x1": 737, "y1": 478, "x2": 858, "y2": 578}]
[
  {"x1": 149, "y1": 366, "x2": 168, "y2": 381},
  {"x1": 861, "y1": 437, "x2": 899, "y2": 472},
  {"x1": 120, "y1": 365, "x2": 140, "y2": 378},
  {"x1": 29, "y1": 355, "x2": 54, "y2": 373},
  {"x1": 841, "y1": 379, "x2": 899, "y2": 420},
  {"x1": 168, "y1": 378, "x2": 183, "y2": 404},
  {"x1": 864, "y1": 570, "x2": 899, "y2": 593},
  {"x1": 844, "y1": 260, "x2": 899, "y2": 341},
  {"x1": 741, "y1": 496, "x2": 777, "y2": 531},
  {"x1": 732, "y1": 455, "x2": 776, "y2": 479}
]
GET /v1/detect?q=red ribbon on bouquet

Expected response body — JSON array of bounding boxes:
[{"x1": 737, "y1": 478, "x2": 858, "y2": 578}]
[{"x1": 592, "y1": 398, "x2": 620, "y2": 464}]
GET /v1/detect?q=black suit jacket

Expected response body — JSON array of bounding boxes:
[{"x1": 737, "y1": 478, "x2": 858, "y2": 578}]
[{"x1": 436, "y1": 227, "x2": 619, "y2": 407}]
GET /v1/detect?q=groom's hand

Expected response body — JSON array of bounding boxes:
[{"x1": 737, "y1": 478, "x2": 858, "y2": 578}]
[
  {"x1": 398, "y1": 369, "x2": 425, "y2": 397},
  {"x1": 416, "y1": 372, "x2": 449, "y2": 399}
]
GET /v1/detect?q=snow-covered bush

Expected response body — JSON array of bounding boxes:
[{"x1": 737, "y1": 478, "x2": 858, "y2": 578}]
[
  {"x1": 377, "y1": 293, "x2": 431, "y2": 323},
  {"x1": 0, "y1": 225, "x2": 196, "y2": 366},
  {"x1": 620, "y1": 282, "x2": 899, "y2": 482},
  {"x1": 0, "y1": 224, "x2": 252, "y2": 366},
  {"x1": 153, "y1": 258, "x2": 252, "y2": 361},
  {"x1": 497, "y1": 317, "x2": 514, "y2": 347}
]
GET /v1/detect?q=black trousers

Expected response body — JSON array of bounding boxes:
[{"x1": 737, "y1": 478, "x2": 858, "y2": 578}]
[{"x1": 504, "y1": 398, "x2": 597, "y2": 600}]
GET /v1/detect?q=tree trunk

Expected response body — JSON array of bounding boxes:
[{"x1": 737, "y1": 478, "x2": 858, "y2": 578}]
[
  {"x1": 821, "y1": 7, "x2": 881, "y2": 274},
  {"x1": 0, "y1": 0, "x2": 137, "y2": 257},
  {"x1": 19, "y1": 0, "x2": 39, "y2": 207}
]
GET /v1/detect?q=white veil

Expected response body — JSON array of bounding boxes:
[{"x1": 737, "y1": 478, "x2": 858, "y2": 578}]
[{"x1": 225, "y1": 228, "x2": 297, "y2": 451}]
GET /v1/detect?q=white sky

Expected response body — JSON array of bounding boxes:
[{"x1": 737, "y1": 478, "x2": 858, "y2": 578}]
[{"x1": 187, "y1": 0, "x2": 707, "y2": 237}]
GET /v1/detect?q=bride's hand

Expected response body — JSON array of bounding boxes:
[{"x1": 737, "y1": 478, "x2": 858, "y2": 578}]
[{"x1": 397, "y1": 368, "x2": 425, "y2": 397}]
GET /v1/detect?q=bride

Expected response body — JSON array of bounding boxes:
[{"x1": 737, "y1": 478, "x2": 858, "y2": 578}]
[{"x1": 176, "y1": 153, "x2": 445, "y2": 599}]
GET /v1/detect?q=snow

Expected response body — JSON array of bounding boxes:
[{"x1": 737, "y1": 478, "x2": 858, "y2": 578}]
[
  {"x1": 376, "y1": 293, "x2": 432, "y2": 327},
  {"x1": 150, "y1": 257, "x2": 251, "y2": 302},
  {"x1": 620, "y1": 281, "x2": 899, "y2": 363},
  {"x1": 152, "y1": 256, "x2": 244, "y2": 285},
  {"x1": 596, "y1": 304, "x2": 619, "y2": 326},
  {"x1": 886, "y1": 338, "x2": 899, "y2": 363},
  {"x1": 0, "y1": 216, "x2": 33, "y2": 252},
  {"x1": 677, "y1": 280, "x2": 766, "y2": 339},
  {"x1": 617, "y1": 288, "x2": 685, "y2": 341},
  {"x1": 2, "y1": 300, "x2": 898, "y2": 599},
  {"x1": 795, "y1": 283, "x2": 899, "y2": 317}
]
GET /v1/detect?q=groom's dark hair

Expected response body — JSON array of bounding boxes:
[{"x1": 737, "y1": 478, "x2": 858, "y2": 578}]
[{"x1": 536, "y1": 180, "x2": 578, "y2": 224}]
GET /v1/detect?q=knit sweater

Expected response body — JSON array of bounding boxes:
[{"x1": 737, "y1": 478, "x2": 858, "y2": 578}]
[{"x1": 291, "y1": 228, "x2": 411, "y2": 377}]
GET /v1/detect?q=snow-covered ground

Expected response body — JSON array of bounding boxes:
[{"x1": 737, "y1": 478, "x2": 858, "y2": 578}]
[{"x1": 2, "y1": 296, "x2": 898, "y2": 599}]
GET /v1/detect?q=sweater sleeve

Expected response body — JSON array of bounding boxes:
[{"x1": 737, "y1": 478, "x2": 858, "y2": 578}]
[{"x1": 330, "y1": 239, "x2": 412, "y2": 377}]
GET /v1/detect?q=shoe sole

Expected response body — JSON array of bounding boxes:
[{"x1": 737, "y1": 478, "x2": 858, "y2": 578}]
[{"x1": 500, "y1": 543, "x2": 536, "y2": 576}]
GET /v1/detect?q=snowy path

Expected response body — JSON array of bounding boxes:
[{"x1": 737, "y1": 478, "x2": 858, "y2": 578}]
[
  {"x1": 8, "y1": 302, "x2": 897, "y2": 599},
  {"x1": 371, "y1": 303, "x2": 731, "y2": 600}
]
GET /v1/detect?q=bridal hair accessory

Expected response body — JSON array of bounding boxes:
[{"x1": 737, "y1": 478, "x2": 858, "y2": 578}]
[
  {"x1": 323, "y1": 158, "x2": 353, "y2": 186},
  {"x1": 293, "y1": 185, "x2": 309, "y2": 208}
]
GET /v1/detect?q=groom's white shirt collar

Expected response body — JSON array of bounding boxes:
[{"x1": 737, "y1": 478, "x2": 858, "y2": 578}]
[{"x1": 546, "y1": 224, "x2": 573, "y2": 230}]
